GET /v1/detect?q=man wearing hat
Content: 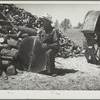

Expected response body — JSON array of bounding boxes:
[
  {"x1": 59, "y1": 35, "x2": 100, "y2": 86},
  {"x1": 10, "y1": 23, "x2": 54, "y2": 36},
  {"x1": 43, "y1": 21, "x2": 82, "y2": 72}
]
[{"x1": 40, "y1": 14, "x2": 60, "y2": 77}]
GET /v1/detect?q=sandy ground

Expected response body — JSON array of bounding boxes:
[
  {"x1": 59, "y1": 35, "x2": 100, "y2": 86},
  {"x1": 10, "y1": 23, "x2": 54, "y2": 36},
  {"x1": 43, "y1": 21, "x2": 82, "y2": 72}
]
[{"x1": 0, "y1": 56, "x2": 100, "y2": 90}]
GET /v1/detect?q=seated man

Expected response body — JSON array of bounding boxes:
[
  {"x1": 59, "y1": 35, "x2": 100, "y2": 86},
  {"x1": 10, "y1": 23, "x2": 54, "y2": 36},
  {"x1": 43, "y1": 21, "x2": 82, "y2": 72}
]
[{"x1": 39, "y1": 14, "x2": 60, "y2": 77}]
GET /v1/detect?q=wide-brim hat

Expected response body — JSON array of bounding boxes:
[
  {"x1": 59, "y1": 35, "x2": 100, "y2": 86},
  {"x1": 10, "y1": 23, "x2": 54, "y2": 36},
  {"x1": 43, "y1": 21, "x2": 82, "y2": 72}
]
[{"x1": 42, "y1": 13, "x2": 53, "y2": 23}]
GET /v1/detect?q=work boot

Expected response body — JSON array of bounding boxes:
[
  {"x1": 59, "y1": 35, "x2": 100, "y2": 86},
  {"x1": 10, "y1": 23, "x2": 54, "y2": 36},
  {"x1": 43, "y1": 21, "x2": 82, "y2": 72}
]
[
  {"x1": 16, "y1": 69, "x2": 23, "y2": 74},
  {"x1": 52, "y1": 73, "x2": 57, "y2": 77},
  {"x1": 47, "y1": 72, "x2": 57, "y2": 77},
  {"x1": 2, "y1": 71, "x2": 8, "y2": 80}
]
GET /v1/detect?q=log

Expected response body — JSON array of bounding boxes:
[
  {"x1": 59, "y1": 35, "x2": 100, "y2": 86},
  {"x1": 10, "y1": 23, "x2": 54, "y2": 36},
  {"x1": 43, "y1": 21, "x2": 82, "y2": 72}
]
[
  {"x1": 7, "y1": 38, "x2": 18, "y2": 49},
  {"x1": 2, "y1": 60, "x2": 11, "y2": 67},
  {"x1": 20, "y1": 33, "x2": 28, "y2": 38},
  {"x1": 60, "y1": 42, "x2": 68, "y2": 47},
  {"x1": 6, "y1": 65, "x2": 16, "y2": 75},
  {"x1": 0, "y1": 48, "x2": 18, "y2": 57},
  {"x1": 0, "y1": 44, "x2": 8, "y2": 49},
  {"x1": 0, "y1": 56, "x2": 13, "y2": 61},
  {"x1": 18, "y1": 26, "x2": 37, "y2": 36},
  {"x1": 0, "y1": 19, "x2": 12, "y2": 25}
]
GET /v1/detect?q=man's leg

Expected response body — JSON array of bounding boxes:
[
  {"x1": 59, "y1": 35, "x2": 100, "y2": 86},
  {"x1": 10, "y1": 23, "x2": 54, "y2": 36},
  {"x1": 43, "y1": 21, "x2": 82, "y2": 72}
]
[
  {"x1": 46, "y1": 49, "x2": 55, "y2": 74},
  {"x1": 46, "y1": 49, "x2": 58, "y2": 77}
]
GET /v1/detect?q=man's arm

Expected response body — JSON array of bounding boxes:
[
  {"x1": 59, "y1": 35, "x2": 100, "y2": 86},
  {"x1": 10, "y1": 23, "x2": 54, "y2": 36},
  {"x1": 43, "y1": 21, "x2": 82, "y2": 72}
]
[{"x1": 49, "y1": 29, "x2": 59, "y2": 49}]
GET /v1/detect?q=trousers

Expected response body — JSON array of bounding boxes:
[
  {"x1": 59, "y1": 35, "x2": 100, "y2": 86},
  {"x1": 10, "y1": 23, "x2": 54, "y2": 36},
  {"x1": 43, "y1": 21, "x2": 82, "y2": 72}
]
[{"x1": 46, "y1": 49, "x2": 58, "y2": 74}]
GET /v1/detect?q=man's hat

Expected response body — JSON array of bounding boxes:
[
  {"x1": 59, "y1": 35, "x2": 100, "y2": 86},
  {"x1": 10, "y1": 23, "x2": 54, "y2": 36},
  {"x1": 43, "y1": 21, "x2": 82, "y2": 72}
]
[{"x1": 42, "y1": 13, "x2": 53, "y2": 23}]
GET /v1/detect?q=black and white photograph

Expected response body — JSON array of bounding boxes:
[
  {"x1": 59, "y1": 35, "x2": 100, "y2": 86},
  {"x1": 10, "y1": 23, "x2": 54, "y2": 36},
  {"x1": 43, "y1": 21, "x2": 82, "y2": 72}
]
[{"x1": 0, "y1": 1, "x2": 100, "y2": 99}]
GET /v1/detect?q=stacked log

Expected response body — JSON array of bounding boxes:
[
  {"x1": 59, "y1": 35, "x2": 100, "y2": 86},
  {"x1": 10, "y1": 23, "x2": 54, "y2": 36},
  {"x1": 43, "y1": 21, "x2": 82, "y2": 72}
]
[{"x1": 57, "y1": 34, "x2": 83, "y2": 58}]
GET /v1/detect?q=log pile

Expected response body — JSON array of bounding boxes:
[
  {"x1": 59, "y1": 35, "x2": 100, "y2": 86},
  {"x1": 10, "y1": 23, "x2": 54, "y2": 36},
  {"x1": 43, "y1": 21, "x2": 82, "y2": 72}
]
[
  {"x1": 58, "y1": 34, "x2": 83, "y2": 58},
  {"x1": 0, "y1": 4, "x2": 40, "y2": 76}
]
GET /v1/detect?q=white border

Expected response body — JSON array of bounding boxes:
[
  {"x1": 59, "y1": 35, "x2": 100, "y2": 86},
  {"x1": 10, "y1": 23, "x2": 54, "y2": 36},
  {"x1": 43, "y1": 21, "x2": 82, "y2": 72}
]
[
  {"x1": 0, "y1": 1, "x2": 100, "y2": 4},
  {"x1": 1, "y1": 90, "x2": 100, "y2": 99},
  {"x1": 0, "y1": 1, "x2": 100, "y2": 99}
]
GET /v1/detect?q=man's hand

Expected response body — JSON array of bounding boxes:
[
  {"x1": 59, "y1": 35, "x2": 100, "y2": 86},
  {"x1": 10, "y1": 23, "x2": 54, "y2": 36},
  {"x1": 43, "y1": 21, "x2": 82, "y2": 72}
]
[
  {"x1": 42, "y1": 43, "x2": 47, "y2": 48},
  {"x1": 42, "y1": 43, "x2": 49, "y2": 51}
]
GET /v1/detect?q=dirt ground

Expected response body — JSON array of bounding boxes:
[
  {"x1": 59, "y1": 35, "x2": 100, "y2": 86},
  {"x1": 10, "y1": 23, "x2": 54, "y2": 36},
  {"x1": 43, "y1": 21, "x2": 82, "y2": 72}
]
[{"x1": 0, "y1": 56, "x2": 100, "y2": 90}]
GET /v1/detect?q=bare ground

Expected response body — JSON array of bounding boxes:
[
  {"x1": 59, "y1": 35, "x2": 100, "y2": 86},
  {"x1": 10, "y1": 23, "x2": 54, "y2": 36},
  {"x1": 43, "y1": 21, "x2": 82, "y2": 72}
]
[{"x1": 0, "y1": 56, "x2": 100, "y2": 90}]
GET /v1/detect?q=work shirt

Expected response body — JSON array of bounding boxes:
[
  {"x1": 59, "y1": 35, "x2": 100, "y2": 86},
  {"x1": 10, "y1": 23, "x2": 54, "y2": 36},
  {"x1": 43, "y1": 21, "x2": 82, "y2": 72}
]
[{"x1": 41, "y1": 28, "x2": 60, "y2": 50}]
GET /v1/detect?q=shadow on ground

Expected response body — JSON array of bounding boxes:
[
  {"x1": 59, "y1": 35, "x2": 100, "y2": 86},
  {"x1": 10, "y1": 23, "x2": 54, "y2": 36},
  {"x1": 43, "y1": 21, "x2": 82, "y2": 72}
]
[{"x1": 39, "y1": 68, "x2": 78, "y2": 76}]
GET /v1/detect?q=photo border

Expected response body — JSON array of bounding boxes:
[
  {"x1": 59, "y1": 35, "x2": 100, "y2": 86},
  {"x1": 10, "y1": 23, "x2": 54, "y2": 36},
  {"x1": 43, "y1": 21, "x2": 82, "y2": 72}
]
[{"x1": 0, "y1": 1, "x2": 100, "y2": 99}]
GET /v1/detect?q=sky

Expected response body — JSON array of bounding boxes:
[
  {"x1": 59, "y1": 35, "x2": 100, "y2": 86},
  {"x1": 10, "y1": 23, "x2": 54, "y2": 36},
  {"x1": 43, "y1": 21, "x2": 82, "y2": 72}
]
[{"x1": 16, "y1": 4, "x2": 100, "y2": 27}]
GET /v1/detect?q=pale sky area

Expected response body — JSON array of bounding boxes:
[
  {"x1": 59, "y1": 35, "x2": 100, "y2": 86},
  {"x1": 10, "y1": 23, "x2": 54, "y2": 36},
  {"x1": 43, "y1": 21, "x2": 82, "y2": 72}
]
[{"x1": 16, "y1": 4, "x2": 100, "y2": 27}]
